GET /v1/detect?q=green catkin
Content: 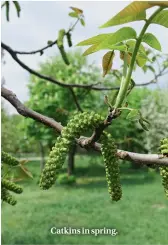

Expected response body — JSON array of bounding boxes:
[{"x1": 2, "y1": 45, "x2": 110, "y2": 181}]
[
  {"x1": 66, "y1": 32, "x2": 72, "y2": 47},
  {"x1": 57, "y1": 29, "x2": 70, "y2": 65},
  {"x1": 1, "y1": 152, "x2": 23, "y2": 205},
  {"x1": 40, "y1": 112, "x2": 104, "y2": 190},
  {"x1": 159, "y1": 138, "x2": 168, "y2": 198},
  {"x1": 101, "y1": 132, "x2": 122, "y2": 201},
  {"x1": 1, "y1": 151, "x2": 19, "y2": 166},
  {"x1": 1, "y1": 187, "x2": 17, "y2": 206},
  {"x1": 2, "y1": 179, "x2": 23, "y2": 194}
]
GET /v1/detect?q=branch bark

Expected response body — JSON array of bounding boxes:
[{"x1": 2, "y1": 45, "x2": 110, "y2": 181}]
[{"x1": 1, "y1": 86, "x2": 168, "y2": 167}]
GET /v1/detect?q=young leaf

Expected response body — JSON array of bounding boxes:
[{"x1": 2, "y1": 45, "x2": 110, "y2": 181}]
[
  {"x1": 148, "y1": 1, "x2": 168, "y2": 7},
  {"x1": 120, "y1": 51, "x2": 132, "y2": 65},
  {"x1": 142, "y1": 65, "x2": 148, "y2": 73},
  {"x1": 142, "y1": 33, "x2": 161, "y2": 51},
  {"x1": 136, "y1": 56, "x2": 147, "y2": 67},
  {"x1": 146, "y1": 65, "x2": 156, "y2": 74},
  {"x1": 77, "y1": 33, "x2": 114, "y2": 46},
  {"x1": 100, "y1": 2, "x2": 151, "y2": 28},
  {"x1": 6, "y1": 1, "x2": 10, "y2": 21},
  {"x1": 102, "y1": 51, "x2": 115, "y2": 77},
  {"x1": 82, "y1": 44, "x2": 100, "y2": 56},
  {"x1": 83, "y1": 43, "x2": 126, "y2": 56},
  {"x1": 126, "y1": 109, "x2": 139, "y2": 120},
  {"x1": 70, "y1": 6, "x2": 83, "y2": 14},
  {"x1": 126, "y1": 40, "x2": 146, "y2": 55},
  {"x1": 126, "y1": 40, "x2": 147, "y2": 67},
  {"x1": 1, "y1": 1, "x2": 6, "y2": 8},
  {"x1": 151, "y1": 10, "x2": 168, "y2": 28},
  {"x1": 13, "y1": 164, "x2": 33, "y2": 180},
  {"x1": 13, "y1": 1, "x2": 21, "y2": 17},
  {"x1": 103, "y1": 27, "x2": 137, "y2": 45},
  {"x1": 77, "y1": 27, "x2": 136, "y2": 47},
  {"x1": 69, "y1": 12, "x2": 78, "y2": 18},
  {"x1": 139, "y1": 119, "x2": 149, "y2": 131},
  {"x1": 80, "y1": 18, "x2": 85, "y2": 26}
]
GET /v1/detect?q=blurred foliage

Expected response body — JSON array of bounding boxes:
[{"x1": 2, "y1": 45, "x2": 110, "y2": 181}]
[
  {"x1": 140, "y1": 90, "x2": 168, "y2": 153},
  {"x1": 106, "y1": 87, "x2": 150, "y2": 153},
  {"x1": 57, "y1": 173, "x2": 76, "y2": 185},
  {"x1": 1, "y1": 102, "x2": 39, "y2": 155}
]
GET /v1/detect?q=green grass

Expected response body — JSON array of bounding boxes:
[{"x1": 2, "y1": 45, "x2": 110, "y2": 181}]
[{"x1": 2, "y1": 155, "x2": 168, "y2": 245}]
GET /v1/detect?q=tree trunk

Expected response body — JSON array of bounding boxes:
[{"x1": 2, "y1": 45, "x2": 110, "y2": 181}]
[
  {"x1": 39, "y1": 141, "x2": 45, "y2": 172},
  {"x1": 67, "y1": 144, "x2": 76, "y2": 176}
]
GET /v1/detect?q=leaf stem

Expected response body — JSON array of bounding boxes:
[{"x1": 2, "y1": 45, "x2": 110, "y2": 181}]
[{"x1": 114, "y1": 7, "x2": 164, "y2": 109}]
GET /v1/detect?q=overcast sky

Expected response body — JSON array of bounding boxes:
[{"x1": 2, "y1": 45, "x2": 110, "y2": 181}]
[{"x1": 1, "y1": 1, "x2": 168, "y2": 114}]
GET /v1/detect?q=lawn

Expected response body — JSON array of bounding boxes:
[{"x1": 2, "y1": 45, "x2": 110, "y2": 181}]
[{"x1": 1, "y1": 155, "x2": 168, "y2": 245}]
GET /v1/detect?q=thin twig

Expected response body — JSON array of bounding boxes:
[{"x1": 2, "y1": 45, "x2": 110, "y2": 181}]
[
  {"x1": 1, "y1": 42, "x2": 120, "y2": 91},
  {"x1": 69, "y1": 88, "x2": 83, "y2": 112},
  {"x1": 13, "y1": 18, "x2": 80, "y2": 55},
  {"x1": 136, "y1": 67, "x2": 168, "y2": 87}
]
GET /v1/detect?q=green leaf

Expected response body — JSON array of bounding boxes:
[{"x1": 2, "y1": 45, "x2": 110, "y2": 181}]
[
  {"x1": 148, "y1": 1, "x2": 168, "y2": 7},
  {"x1": 83, "y1": 43, "x2": 126, "y2": 56},
  {"x1": 77, "y1": 33, "x2": 114, "y2": 46},
  {"x1": 1, "y1": 2, "x2": 6, "y2": 8},
  {"x1": 70, "y1": 6, "x2": 83, "y2": 14},
  {"x1": 13, "y1": 164, "x2": 33, "y2": 180},
  {"x1": 142, "y1": 33, "x2": 161, "y2": 51},
  {"x1": 100, "y1": 2, "x2": 151, "y2": 28},
  {"x1": 6, "y1": 1, "x2": 10, "y2": 21},
  {"x1": 139, "y1": 118, "x2": 150, "y2": 131},
  {"x1": 142, "y1": 65, "x2": 147, "y2": 73},
  {"x1": 13, "y1": 1, "x2": 21, "y2": 17},
  {"x1": 2, "y1": 164, "x2": 13, "y2": 179},
  {"x1": 77, "y1": 27, "x2": 136, "y2": 47},
  {"x1": 146, "y1": 65, "x2": 156, "y2": 74},
  {"x1": 69, "y1": 12, "x2": 78, "y2": 18},
  {"x1": 80, "y1": 18, "x2": 85, "y2": 26},
  {"x1": 136, "y1": 56, "x2": 147, "y2": 67},
  {"x1": 151, "y1": 10, "x2": 168, "y2": 28},
  {"x1": 102, "y1": 51, "x2": 115, "y2": 77},
  {"x1": 126, "y1": 40, "x2": 146, "y2": 55},
  {"x1": 126, "y1": 40, "x2": 148, "y2": 67},
  {"x1": 126, "y1": 109, "x2": 140, "y2": 120},
  {"x1": 102, "y1": 27, "x2": 137, "y2": 45}
]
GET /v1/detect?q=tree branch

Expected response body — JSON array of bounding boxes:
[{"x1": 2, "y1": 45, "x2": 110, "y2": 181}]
[
  {"x1": 1, "y1": 86, "x2": 63, "y2": 132},
  {"x1": 69, "y1": 88, "x2": 83, "y2": 112},
  {"x1": 2, "y1": 86, "x2": 168, "y2": 167},
  {"x1": 12, "y1": 18, "x2": 80, "y2": 55},
  {"x1": 14, "y1": 40, "x2": 58, "y2": 55},
  {"x1": 2, "y1": 41, "x2": 167, "y2": 92},
  {"x1": 2, "y1": 42, "x2": 121, "y2": 91},
  {"x1": 136, "y1": 67, "x2": 168, "y2": 87}
]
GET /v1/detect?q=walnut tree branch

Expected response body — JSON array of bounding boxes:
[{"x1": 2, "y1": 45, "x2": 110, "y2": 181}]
[
  {"x1": 136, "y1": 67, "x2": 168, "y2": 87},
  {"x1": 2, "y1": 86, "x2": 168, "y2": 167},
  {"x1": 1, "y1": 42, "x2": 123, "y2": 91},
  {"x1": 1, "y1": 86, "x2": 63, "y2": 132},
  {"x1": 12, "y1": 18, "x2": 80, "y2": 55}
]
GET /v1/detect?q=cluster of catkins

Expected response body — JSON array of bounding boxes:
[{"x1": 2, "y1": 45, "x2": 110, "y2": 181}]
[
  {"x1": 159, "y1": 138, "x2": 168, "y2": 198},
  {"x1": 57, "y1": 29, "x2": 72, "y2": 65},
  {"x1": 101, "y1": 132, "x2": 122, "y2": 201},
  {"x1": 1, "y1": 151, "x2": 23, "y2": 206},
  {"x1": 39, "y1": 111, "x2": 122, "y2": 201}
]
